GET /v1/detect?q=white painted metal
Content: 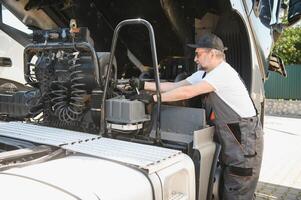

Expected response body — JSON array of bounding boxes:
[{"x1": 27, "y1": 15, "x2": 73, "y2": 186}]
[
  {"x1": 157, "y1": 155, "x2": 196, "y2": 200},
  {"x1": 0, "y1": 29, "x2": 26, "y2": 85},
  {"x1": 0, "y1": 173, "x2": 78, "y2": 200},
  {"x1": 193, "y1": 127, "x2": 216, "y2": 200},
  {"x1": 1, "y1": 155, "x2": 153, "y2": 200}
]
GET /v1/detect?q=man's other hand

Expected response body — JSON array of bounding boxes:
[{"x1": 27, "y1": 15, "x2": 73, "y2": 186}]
[
  {"x1": 129, "y1": 78, "x2": 145, "y2": 90},
  {"x1": 129, "y1": 93, "x2": 154, "y2": 104}
]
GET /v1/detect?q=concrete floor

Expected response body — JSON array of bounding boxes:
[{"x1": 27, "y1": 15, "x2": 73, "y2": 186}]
[{"x1": 255, "y1": 115, "x2": 301, "y2": 200}]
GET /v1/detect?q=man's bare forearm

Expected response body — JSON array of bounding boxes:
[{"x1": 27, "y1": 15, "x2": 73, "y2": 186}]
[
  {"x1": 153, "y1": 81, "x2": 215, "y2": 102},
  {"x1": 144, "y1": 80, "x2": 189, "y2": 92}
]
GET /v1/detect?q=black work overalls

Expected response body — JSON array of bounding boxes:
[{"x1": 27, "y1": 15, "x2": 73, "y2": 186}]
[{"x1": 203, "y1": 92, "x2": 264, "y2": 200}]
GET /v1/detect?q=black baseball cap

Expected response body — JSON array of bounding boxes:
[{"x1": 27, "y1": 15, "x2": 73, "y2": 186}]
[{"x1": 187, "y1": 33, "x2": 228, "y2": 51}]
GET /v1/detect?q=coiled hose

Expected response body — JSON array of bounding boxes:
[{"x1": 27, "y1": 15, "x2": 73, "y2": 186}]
[{"x1": 51, "y1": 51, "x2": 87, "y2": 122}]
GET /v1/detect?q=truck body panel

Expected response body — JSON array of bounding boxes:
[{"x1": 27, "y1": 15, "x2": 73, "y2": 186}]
[
  {"x1": 1, "y1": 155, "x2": 153, "y2": 200},
  {"x1": 0, "y1": 0, "x2": 300, "y2": 199}
]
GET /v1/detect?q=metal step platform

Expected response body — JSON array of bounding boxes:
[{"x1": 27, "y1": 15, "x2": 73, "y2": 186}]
[
  {"x1": 0, "y1": 122, "x2": 99, "y2": 146},
  {"x1": 0, "y1": 122, "x2": 183, "y2": 173}
]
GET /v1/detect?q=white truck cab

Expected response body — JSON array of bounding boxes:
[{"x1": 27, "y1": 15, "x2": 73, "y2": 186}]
[{"x1": 0, "y1": 0, "x2": 300, "y2": 199}]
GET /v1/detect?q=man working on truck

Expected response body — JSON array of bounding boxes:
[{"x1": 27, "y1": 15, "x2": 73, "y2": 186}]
[{"x1": 130, "y1": 33, "x2": 264, "y2": 200}]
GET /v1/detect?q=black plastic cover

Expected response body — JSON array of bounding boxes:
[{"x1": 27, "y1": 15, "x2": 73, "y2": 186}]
[{"x1": 0, "y1": 91, "x2": 33, "y2": 118}]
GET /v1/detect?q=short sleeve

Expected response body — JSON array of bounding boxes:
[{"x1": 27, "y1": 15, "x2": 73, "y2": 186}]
[
  {"x1": 194, "y1": 62, "x2": 256, "y2": 117},
  {"x1": 202, "y1": 64, "x2": 229, "y2": 91},
  {"x1": 185, "y1": 70, "x2": 205, "y2": 84}
]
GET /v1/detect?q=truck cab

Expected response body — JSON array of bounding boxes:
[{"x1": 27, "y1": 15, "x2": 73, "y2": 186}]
[{"x1": 0, "y1": 0, "x2": 300, "y2": 199}]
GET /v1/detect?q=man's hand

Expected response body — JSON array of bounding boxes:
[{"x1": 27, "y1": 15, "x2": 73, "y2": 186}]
[
  {"x1": 129, "y1": 93, "x2": 154, "y2": 104},
  {"x1": 129, "y1": 78, "x2": 145, "y2": 90}
]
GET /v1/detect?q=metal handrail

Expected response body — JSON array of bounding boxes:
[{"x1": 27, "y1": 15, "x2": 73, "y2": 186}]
[{"x1": 100, "y1": 19, "x2": 162, "y2": 143}]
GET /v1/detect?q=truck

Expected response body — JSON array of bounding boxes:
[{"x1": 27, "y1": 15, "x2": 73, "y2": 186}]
[{"x1": 0, "y1": 0, "x2": 300, "y2": 199}]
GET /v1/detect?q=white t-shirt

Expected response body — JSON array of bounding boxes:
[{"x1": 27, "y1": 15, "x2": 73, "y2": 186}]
[{"x1": 186, "y1": 61, "x2": 256, "y2": 118}]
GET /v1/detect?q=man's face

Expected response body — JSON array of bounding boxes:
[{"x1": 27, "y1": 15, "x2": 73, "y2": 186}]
[{"x1": 194, "y1": 48, "x2": 211, "y2": 71}]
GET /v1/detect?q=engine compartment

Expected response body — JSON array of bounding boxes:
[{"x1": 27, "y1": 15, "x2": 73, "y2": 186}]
[{"x1": 0, "y1": 23, "x2": 210, "y2": 158}]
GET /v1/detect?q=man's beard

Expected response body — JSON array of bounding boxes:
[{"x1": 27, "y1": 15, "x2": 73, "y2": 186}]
[{"x1": 197, "y1": 64, "x2": 207, "y2": 71}]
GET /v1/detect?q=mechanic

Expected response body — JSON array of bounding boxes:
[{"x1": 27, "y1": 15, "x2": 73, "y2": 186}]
[{"x1": 130, "y1": 33, "x2": 264, "y2": 200}]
